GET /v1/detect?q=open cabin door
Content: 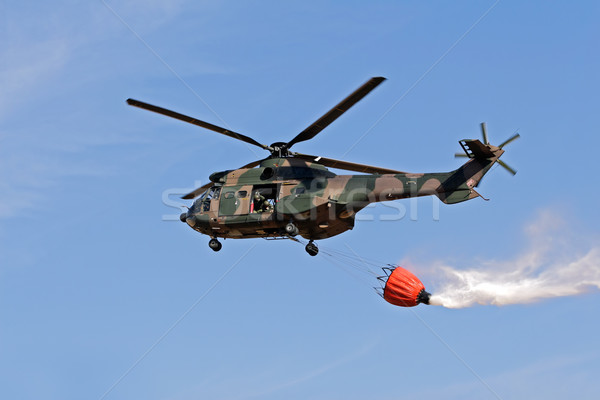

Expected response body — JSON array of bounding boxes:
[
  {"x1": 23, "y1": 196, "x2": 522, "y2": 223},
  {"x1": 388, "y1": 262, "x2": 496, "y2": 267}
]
[{"x1": 249, "y1": 184, "x2": 278, "y2": 214}]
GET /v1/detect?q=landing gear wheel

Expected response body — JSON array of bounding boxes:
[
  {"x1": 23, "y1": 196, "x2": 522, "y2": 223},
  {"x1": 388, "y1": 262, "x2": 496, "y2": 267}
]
[
  {"x1": 305, "y1": 241, "x2": 318, "y2": 256},
  {"x1": 208, "y1": 238, "x2": 222, "y2": 252},
  {"x1": 285, "y1": 222, "x2": 299, "y2": 237}
]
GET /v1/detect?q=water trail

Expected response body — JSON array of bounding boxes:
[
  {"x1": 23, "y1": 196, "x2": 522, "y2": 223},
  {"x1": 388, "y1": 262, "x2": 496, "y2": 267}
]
[{"x1": 422, "y1": 210, "x2": 600, "y2": 308}]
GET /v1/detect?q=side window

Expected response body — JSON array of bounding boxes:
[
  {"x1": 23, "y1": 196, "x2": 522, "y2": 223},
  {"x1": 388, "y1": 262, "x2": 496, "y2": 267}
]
[
  {"x1": 201, "y1": 187, "x2": 221, "y2": 212},
  {"x1": 236, "y1": 190, "x2": 248, "y2": 198},
  {"x1": 205, "y1": 187, "x2": 220, "y2": 201},
  {"x1": 293, "y1": 187, "x2": 306, "y2": 196},
  {"x1": 224, "y1": 191, "x2": 235, "y2": 199}
]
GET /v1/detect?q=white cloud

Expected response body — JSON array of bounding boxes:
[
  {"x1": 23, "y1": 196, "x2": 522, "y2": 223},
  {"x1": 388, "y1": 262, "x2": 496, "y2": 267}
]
[
  {"x1": 0, "y1": 39, "x2": 69, "y2": 116},
  {"x1": 0, "y1": 2, "x2": 192, "y2": 219}
]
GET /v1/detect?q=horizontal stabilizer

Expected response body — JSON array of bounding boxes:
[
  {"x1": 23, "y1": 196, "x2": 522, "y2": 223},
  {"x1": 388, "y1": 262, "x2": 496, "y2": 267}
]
[
  {"x1": 458, "y1": 139, "x2": 495, "y2": 159},
  {"x1": 436, "y1": 189, "x2": 479, "y2": 204}
]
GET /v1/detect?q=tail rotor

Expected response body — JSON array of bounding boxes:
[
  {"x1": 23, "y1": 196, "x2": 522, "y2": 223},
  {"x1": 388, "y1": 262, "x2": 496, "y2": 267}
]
[
  {"x1": 455, "y1": 122, "x2": 520, "y2": 175},
  {"x1": 480, "y1": 122, "x2": 490, "y2": 145},
  {"x1": 498, "y1": 132, "x2": 520, "y2": 149}
]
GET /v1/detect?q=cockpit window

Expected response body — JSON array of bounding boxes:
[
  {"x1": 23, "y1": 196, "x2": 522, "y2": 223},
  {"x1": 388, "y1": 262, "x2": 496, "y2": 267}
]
[
  {"x1": 204, "y1": 186, "x2": 221, "y2": 200},
  {"x1": 192, "y1": 186, "x2": 223, "y2": 213}
]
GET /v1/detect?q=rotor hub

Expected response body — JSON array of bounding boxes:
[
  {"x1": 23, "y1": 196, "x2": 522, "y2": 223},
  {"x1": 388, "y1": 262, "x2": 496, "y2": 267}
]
[{"x1": 269, "y1": 142, "x2": 290, "y2": 158}]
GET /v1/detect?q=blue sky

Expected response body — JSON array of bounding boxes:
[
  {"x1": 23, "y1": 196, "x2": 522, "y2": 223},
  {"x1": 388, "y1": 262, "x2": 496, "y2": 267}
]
[{"x1": 1, "y1": 1, "x2": 599, "y2": 399}]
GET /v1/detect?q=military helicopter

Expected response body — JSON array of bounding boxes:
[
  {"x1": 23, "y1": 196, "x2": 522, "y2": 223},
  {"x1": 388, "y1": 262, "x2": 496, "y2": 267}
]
[{"x1": 127, "y1": 77, "x2": 518, "y2": 256}]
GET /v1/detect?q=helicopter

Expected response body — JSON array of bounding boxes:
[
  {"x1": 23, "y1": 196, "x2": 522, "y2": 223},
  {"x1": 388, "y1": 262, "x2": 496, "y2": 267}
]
[{"x1": 127, "y1": 77, "x2": 519, "y2": 256}]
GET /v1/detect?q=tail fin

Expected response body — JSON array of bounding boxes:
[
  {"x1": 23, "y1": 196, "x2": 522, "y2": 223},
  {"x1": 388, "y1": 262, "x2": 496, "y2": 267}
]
[
  {"x1": 436, "y1": 123, "x2": 519, "y2": 204},
  {"x1": 436, "y1": 139, "x2": 505, "y2": 204},
  {"x1": 458, "y1": 139, "x2": 496, "y2": 159}
]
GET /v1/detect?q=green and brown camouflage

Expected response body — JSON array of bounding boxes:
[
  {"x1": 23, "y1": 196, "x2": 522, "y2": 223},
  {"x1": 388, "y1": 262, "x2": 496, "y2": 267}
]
[
  {"x1": 128, "y1": 77, "x2": 518, "y2": 253},
  {"x1": 184, "y1": 139, "x2": 505, "y2": 240}
]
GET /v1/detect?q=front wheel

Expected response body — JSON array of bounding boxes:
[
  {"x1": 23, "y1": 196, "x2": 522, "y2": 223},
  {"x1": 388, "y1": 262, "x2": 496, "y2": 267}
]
[{"x1": 208, "y1": 238, "x2": 222, "y2": 252}]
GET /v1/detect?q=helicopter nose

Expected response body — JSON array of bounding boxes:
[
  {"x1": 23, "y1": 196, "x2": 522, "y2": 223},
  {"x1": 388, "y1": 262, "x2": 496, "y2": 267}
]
[
  {"x1": 180, "y1": 211, "x2": 197, "y2": 227},
  {"x1": 179, "y1": 211, "x2": 188, "y2": 223}
]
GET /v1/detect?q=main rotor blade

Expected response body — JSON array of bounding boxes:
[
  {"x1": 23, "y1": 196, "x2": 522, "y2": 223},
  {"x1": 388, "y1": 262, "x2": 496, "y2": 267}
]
[
  {"x1": 126, "y1": 99, "x2": 272, "y2": 151},
  {"x1": 237, "y1": 159, "x2": 263, "y2": 169},
  {"x1": 181, "y1": 159, "x2": 263, "y2": 199},
  {"x1": 480, "y1": 122, "x2": 489, "y2": 145},
  {"x1": 294, "y1": 152, "x2": 407, "y2": 175},
  {"x1": 497, "y1": 159, "x2": 517, "y2": 175},
  {"x1": 499, "y1": 133, "x2": 520, "y2": 148},
  {"x1": 181, "y1": 182, "x2": 213, "y2": 200},
  {"x1": 286, "y1": 77, "x2": 386, "y2": 149}
]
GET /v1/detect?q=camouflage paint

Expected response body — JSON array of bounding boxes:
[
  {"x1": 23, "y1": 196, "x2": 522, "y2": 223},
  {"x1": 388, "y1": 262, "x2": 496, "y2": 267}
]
[{"x1": 185, "y1": 143, "x2": 505, "y2": 241}]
